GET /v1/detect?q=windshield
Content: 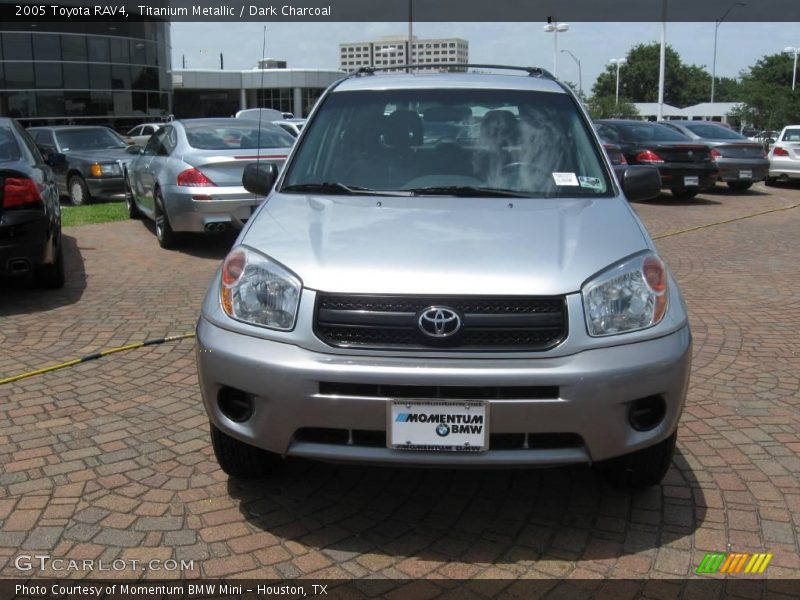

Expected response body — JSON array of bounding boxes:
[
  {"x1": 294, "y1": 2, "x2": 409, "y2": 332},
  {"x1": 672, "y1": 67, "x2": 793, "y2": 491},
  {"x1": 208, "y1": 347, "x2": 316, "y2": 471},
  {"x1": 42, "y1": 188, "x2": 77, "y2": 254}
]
[
  {"x1": 283, "y1": 88, "x2": 612, "y2": 197},
  {"x1": 56, "y1": 128, "x2": 127, "y2": 151},
  {"x1": 781, "y1": 128, "x2": 800, "y2": 142},
  {"x1": 684, "y1": 123, "x2": 746, "y2": 140},
  {"x1": 619, "y1": 123, "x2": 689, "y2": 142},
  {"x1": 184, "y1": 122, "x2": 294, "y2": 150}
]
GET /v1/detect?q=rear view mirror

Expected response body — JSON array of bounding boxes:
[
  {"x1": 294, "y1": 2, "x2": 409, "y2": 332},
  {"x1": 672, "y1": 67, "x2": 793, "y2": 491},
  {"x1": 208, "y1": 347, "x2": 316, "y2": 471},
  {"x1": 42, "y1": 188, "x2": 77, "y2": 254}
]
[
  {"x1": 243, "y1": 163, "x2": 278, "y2": 196},
  {"x1": 126, "y1": 145, "x2": 143, "y2": 155},
  {"x1": 622, "y1": 165, "x2": 661, "y2": 202}
]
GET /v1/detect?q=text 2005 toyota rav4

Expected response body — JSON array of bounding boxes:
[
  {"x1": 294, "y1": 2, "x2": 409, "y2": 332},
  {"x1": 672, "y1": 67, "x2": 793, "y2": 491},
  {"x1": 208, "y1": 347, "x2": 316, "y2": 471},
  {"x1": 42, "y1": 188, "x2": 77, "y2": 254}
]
[{"x1": 196, "y1": 66, "x2": 691, "y2": 488}]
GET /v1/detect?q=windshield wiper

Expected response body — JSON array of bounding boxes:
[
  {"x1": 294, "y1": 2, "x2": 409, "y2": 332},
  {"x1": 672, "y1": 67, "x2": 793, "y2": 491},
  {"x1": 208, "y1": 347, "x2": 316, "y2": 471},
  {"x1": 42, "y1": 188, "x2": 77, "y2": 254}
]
[
  {"x1": 407, "y1": 186, "x2": 534, "y2": 198},
  {"x1": 281, "y1": 182, "x2": 410, "y2": 196}
]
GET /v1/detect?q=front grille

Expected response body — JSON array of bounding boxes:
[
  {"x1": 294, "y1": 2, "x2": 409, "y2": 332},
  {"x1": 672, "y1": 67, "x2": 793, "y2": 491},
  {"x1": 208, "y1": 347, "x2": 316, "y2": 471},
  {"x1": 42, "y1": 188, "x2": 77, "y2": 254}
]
[
  {"x1": 293, "y1": 428, "x2": 583, "y2": 451},
  {"x1": 314, "y1": 294, "x2": 568, "y2": 352}
]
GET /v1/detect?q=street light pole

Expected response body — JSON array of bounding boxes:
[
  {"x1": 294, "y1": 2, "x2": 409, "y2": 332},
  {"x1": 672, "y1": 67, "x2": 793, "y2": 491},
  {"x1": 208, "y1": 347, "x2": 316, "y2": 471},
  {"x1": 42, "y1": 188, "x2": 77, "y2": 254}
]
[
  {"x1": 560, "y1": 49, "x2": 582, "y2": 95},
  {"x1": 609, "y1": 58, "x2": 626, "y2": 105},
  {"x1": 543, "y1": 19, "x2": 569, "y2": 78},
  {"x1": 785, "y1": 47, "x2": 799, "y2": 90},
  {"x1": 711, "y1": 2, "x2": 746, "y2": 103},
  {"x1": 657, "y1": 0, "x2": 667, "y2": 121}
]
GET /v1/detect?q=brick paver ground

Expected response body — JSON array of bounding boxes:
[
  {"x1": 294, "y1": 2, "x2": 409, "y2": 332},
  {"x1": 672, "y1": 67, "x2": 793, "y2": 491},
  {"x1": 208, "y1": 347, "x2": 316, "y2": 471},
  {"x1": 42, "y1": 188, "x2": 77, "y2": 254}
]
[{"x1": 0, "y1": 184, "x2": 798, "y2": 583}]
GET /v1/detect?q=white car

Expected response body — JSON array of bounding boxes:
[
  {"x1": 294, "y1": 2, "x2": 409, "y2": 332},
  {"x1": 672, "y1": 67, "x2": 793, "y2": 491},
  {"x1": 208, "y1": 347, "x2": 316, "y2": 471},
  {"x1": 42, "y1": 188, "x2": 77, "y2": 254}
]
[
  {"x1": 126, "y1": 123, "x2": 163, "y2": 147},
  {"x1": 766, "y1": 125, "x2": 800, "y2": 185},
  {"x1": 272, "y1": 118, "x2": 306, "y2": 137}
]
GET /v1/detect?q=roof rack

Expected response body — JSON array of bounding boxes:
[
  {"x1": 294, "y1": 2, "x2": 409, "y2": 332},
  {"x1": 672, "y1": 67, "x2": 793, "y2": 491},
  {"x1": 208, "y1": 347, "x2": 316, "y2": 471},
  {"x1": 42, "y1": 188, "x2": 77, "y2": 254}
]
[{"x1": 351, "y1": 64, "x2": 555, "y2": 79}]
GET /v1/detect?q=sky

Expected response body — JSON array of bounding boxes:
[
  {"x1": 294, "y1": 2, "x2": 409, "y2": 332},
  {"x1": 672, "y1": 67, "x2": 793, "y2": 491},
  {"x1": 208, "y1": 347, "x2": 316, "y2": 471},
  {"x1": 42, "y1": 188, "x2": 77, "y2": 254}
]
[{"x1": 170, "y1": 22, "x2": 795, "y2": 96}]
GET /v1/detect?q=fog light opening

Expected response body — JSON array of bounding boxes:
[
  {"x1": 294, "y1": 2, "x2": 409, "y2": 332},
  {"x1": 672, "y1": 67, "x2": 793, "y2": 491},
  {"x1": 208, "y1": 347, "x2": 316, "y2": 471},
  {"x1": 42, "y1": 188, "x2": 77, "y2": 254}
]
[
  {"x1": 629, "y1": 395, "x2": 666, "y2": 432},
  {"x1": 217, "y1": 386, "x2": 254, "y2": 423}
]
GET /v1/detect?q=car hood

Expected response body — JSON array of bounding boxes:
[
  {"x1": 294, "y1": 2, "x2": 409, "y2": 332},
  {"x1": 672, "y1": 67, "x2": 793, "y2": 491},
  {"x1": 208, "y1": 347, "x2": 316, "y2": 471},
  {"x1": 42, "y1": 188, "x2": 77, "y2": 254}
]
[
  {"x1": 65, "y1": 148, "x2": 135, "y2": 164},
  {"x1": 241, "y1": 193, "x2": 650, "y2": 296}
]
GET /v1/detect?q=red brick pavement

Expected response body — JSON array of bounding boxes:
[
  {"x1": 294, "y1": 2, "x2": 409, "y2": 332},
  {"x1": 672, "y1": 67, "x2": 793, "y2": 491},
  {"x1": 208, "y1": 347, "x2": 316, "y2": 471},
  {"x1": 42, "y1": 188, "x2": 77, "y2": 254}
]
[{"x1": 0, "y1": 184, "x2": 798, "y2": 582}]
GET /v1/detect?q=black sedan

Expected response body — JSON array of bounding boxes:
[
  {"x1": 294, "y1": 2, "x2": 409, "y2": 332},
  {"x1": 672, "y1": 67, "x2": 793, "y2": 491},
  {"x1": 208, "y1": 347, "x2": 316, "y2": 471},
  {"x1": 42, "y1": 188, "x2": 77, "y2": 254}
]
[
  {"x1": 27, "y1": 126, "x2": 140, "y2": 205},
  {"x1": 0, "y1": 118, "x2": 63, "y2": 288},
  {"x1": 595, "y1": 120, "x2": 718, "y2": 199},
  {"x1": 661, "y1": 121, "x2": 768, "y2": 191}
]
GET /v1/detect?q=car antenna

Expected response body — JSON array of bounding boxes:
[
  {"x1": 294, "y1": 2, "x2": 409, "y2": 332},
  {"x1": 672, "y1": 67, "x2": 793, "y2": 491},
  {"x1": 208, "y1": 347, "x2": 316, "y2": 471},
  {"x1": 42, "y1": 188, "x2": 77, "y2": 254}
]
[{"x1": 255, "y1": 26, "x2": 267, "y2": 193}]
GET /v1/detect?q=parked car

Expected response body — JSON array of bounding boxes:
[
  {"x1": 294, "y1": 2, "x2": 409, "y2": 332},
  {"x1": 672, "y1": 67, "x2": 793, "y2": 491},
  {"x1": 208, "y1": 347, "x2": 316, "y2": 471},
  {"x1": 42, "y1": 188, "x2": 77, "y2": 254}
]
[
  {"x1": 196, "y1": 68, "x2": 690, "y2": 489},
  {"x1": 602, "y1": 142, "x2": 629, "y2": 183},
  {"x1": 661, "y1": 120, "x2": 768, "y2": 191},
  {"x1": 126, "y1": 123, "x2": 164, "y2": 147},
  {"x1": 125, "y1": 118, "x2": 294, "y2": 248},
  {"x1": 27, "y1": 126, "x2": 140, "y2": 205},
  {"x1": 0, "y1": 118, "x2": 63, "y2": 288},
  {"x1": 272, "y1": 119, "x2": 307, "y2": 138},
  {"x1": 595, "y1": 120, "x2": 717, "y2": 199},
  {"x1": 235, "y1": 108, "x2": 284, "y2": 121},
  {"x1": 766, "y1": 125, "x2": 800, "y2": 185}
]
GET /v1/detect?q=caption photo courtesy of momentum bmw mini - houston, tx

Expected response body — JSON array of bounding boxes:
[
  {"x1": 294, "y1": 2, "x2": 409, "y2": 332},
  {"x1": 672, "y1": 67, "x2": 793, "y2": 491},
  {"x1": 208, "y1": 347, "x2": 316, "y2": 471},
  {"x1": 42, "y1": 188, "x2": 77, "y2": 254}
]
[{"x1": 1, "y1": 0, "x2": 799, "y2": 596}]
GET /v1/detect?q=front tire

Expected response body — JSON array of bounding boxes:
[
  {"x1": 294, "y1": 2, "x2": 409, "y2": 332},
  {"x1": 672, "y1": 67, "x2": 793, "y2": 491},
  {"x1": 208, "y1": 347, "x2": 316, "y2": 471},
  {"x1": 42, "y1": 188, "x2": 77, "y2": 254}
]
[
  {"x1": 727, "y1": 181, "x2": 753, "y2": 192},
  {"x1": 154, "y1": 188, "x2": 178, "y2": 249},
  {"x1": 599, "y1": 431, "x2": 677, "y2": 489},
  {"x1": 670, "y1": 188, "x2": 698, "y2": 200},
  {"x1": 764, "y1": 177, "x2": 777, "y2": 187},
  {"x1": 210, "y1": 423, "x2": 282, "y2": 479},
  {"x1": 68, "y1": 175, "x2": 90, "y2": 206},
  {"x1": 35, "y1": 241, "x2": 65, "y2": 289}
]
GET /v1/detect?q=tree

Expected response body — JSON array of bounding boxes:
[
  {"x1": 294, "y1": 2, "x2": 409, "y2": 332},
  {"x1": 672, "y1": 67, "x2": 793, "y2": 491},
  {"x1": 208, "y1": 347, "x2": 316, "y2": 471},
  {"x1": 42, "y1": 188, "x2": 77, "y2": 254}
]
[
  {"x1": 587, "y1": 95, "x2": 639, "y2": 119},
  {"x1": 591, "y1": 43, "x2": 741, "y2": 108},
  {"x1": 733, "y1": 53, "x2": 800, "y2": 129}
]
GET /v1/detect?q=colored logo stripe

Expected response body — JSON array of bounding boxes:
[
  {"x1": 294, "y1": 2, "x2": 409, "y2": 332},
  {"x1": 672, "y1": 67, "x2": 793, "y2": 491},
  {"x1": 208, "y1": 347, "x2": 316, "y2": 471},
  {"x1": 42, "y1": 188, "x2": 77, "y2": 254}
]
[{"x1": 697, "y1": 553, "x2": 773, "y2": 574}]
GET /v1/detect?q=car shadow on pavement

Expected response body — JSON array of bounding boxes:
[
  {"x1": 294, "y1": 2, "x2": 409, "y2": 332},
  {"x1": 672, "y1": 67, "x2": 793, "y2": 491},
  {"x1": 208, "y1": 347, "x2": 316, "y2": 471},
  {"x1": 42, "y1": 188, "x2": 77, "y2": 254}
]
[
  {"x1": 226, "y1": 447, "x2": 705, "y2": 565},
  {"x1": 637, "y1": 194, "x2": 721, "y2": 207},
  {"x1": 0, "y1": 234, "x2": 86, "y2": 317}
]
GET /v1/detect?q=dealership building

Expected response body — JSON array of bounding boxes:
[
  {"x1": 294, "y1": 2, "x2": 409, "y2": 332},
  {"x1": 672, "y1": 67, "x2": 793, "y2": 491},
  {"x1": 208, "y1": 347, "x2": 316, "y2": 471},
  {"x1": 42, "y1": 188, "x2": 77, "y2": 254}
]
[
  {"x1": 0, "y1": 21, "x2": 172, "y2": 129},
  {"x1": 339, "y1": 35, "x2": 469, "y2": 72},
  {"x1": 172, "y1": 60, "x2": 344, "y2": 118}
]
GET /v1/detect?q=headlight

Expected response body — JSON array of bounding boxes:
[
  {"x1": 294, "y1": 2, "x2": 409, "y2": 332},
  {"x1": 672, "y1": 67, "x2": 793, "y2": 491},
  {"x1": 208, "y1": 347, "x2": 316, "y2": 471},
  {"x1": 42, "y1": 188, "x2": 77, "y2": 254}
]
[
  {"x1": 219, "y1": 246, "x2": 301, "y2": 331},
  {"x1": 582, "y1": 252, "x2": 668, "y2": 336},
  {"x1": 90, "y1": 162, "x2": 122, "y2": 177}
]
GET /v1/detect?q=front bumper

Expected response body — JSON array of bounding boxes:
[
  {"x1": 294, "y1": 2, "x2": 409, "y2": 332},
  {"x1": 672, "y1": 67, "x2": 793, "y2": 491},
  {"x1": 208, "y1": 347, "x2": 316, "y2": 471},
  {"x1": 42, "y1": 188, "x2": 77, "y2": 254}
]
[
  {"x1": 86, "y1": 177, "x2": 126, "y2": 200},
  {"x1": 196, "y1": 318, "x2": 692, "y2": 467},
  {"x1": 162, "y1": 184, "x2": 263, "y2": 232}
]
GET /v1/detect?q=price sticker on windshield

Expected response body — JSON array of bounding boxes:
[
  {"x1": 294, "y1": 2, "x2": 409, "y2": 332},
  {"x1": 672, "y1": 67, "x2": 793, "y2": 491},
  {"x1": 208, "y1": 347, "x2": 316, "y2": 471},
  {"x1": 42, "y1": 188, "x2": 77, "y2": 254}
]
[{"x1": 552, "y1": 172, "x2": 579, "y2": 186}]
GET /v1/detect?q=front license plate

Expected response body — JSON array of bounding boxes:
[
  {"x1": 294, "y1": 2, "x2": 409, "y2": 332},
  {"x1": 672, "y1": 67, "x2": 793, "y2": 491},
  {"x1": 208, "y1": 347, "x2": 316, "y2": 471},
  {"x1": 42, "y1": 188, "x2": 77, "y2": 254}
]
[
  {"x1": 684, "y1": 176, "x2": 699, "y2": 187},
  {"x1": 388, "y1": 400, "x2": 488, "y2": 451},
  {"x1": 739, "y1": 170, "x2": 752, "y2": 179}
]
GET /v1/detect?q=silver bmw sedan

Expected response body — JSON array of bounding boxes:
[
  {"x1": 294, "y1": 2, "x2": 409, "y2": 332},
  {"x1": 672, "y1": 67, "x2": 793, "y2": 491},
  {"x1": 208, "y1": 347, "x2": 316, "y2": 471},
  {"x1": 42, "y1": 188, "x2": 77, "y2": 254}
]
[{"x1": 125, "y1": 118, "x2": 294, "y2": 248}]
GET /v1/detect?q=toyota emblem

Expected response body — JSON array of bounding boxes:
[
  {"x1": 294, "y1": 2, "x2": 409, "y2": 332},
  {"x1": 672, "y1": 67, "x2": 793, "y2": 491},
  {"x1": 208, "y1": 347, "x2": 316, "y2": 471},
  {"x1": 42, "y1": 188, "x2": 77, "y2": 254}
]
[{"x1": 418, "y1": 307, "x2": 462, "y2": 338}]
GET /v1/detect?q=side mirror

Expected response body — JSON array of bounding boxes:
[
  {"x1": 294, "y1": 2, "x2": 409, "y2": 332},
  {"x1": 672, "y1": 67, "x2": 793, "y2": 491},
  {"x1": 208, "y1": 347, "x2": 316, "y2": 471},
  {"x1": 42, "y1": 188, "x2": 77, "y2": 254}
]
[
  {"x1": 621, "y1": 165, "x2": 662, "y2": 202},
  {"x1": 126, "y1": 145, "x2": 144, "y2": 155},
  {"x1": 242, "y1": 163, "x2": 278, "y2": 196},
  {"x1": 45, "y1": 152, "x2": 67, "y2": 168}
]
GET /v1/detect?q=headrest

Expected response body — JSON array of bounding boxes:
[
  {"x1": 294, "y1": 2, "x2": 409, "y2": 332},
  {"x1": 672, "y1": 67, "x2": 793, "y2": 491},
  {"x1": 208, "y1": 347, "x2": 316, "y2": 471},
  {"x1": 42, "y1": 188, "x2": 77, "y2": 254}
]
[
  {"x1": 480, "y1": 110, "x2": 519, "y2": 145},
  {"x1": 382, "y1": 110, "x2": 424, "y2": 147}
]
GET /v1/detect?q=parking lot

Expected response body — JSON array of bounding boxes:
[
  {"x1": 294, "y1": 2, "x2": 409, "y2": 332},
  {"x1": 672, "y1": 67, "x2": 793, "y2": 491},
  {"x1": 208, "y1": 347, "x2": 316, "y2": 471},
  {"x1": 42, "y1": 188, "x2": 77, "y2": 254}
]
[{"x1": 0, "y1": 184, "x2": 798, "y2": 585}]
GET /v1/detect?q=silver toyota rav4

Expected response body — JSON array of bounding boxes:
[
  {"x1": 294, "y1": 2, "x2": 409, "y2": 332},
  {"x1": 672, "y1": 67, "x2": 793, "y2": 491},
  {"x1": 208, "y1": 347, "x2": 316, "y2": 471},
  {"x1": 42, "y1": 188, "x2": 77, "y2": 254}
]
[{"x1": 196, "y1": 66, "x2": 691, "y2": 488}]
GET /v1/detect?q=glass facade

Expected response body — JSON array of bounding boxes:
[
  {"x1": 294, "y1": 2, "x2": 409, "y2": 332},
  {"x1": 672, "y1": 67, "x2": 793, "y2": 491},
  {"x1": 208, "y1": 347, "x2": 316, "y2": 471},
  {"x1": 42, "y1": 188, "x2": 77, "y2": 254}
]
[{"x1": 0, "y1": 21, "x2": 172, "y2": 131}]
